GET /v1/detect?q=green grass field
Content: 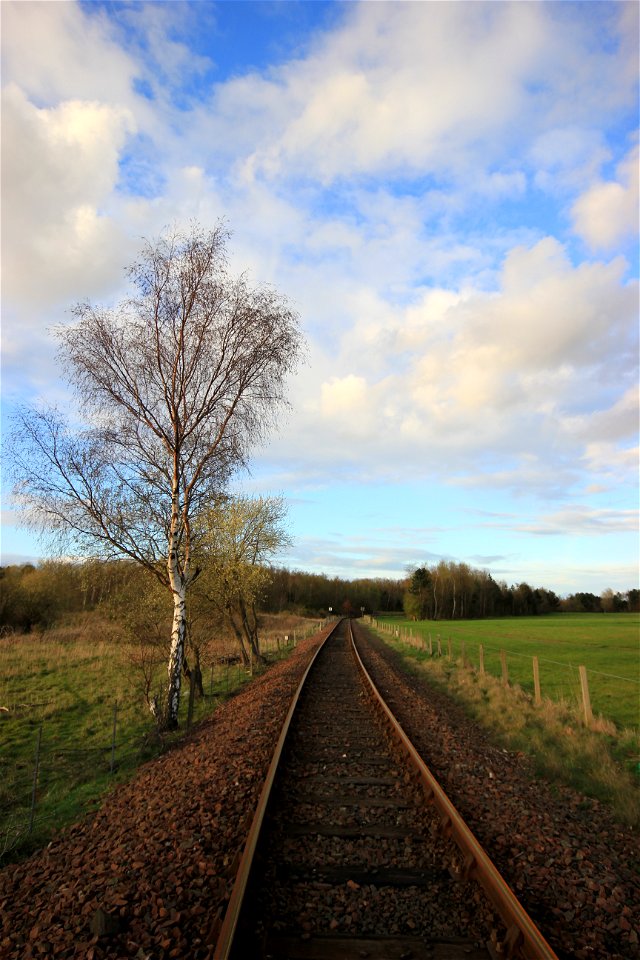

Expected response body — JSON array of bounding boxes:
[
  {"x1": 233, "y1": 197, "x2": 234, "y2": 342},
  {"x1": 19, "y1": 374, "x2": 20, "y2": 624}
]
[
  {"x1": 373, "y1": 613, "x2": 640, "y2": 730},
  {"x1": 369, "y1": 613, "x2": 640, "y2": 825},
  {"x1": 0, "y1": 616, "x2": 317, "y2": 863}
]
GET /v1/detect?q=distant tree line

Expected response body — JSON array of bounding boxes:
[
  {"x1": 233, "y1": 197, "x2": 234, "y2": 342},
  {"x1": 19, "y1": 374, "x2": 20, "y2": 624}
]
[
  {"x1": 559, "y1": 588, "x2": 639, "y2": 614},
  {"x1": 263, "y1": 568, "x2": 404, "y2": 617},
  {"x1": 1, "y1": 559, "x2": 636, "y2": 636},
  {"x1": 403, "y1": 561, "x2": 639, "y2": 620},
  {"x1": 0, "y1": 560, "x2": 133, "y2": 633},
  {"x1": 0, "y1": 560, "x2": 404, "y2": 635}
]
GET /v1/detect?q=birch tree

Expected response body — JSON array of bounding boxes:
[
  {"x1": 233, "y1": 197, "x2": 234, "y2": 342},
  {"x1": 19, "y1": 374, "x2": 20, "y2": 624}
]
[{"x1": 9, "y1": 223, "x2": 303, "y2": 728}]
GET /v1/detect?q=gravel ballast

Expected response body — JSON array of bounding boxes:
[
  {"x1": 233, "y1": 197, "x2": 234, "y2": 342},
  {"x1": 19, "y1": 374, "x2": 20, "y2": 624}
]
[{"x1": 1, "y1": 620, "x2": 638, "y2": 960}]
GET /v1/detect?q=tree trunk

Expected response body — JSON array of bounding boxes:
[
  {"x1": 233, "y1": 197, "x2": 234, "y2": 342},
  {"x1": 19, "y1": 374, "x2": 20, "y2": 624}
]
[
  {"x1": 165, "y1": 580, "x2": 186, "y2": 729},
  {"x1": 184, "y1": 644, "x2": 205, "y2": 699},
  {"x1": 240, "y1": 599, "x2": 265, "y2": 666},
  {"x1": 227, "y1": 611, "x2": 250, "y2": 668}
]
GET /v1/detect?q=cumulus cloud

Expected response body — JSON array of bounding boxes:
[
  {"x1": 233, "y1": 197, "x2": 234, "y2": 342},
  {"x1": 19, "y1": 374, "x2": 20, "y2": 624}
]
[
  {"x1": 241, "y1": 1, "x2": 543, "y2": 183},
  {"x1": 320, "y1": 374, "x2": 369, "y2": 418},
  {"x1": 571, "y1": 145, "x2": 639, "y2": 250},
  {"x1": 226, "y1": 0, "x2": 635, "y2": 191},
  {"x1": 0, "y1": 0, "x2": 137, "y2": 106},
  {"x1": 2, "y1": 85, "x2": 136, "y2": 309},
  {"x1": 530, "y1": 127, "x2": 612, "y2": 193},
  {"x1": 1, "y1": 0, "x2": 637, "y2": 530},
  {"x1": 581, "y1": 442, "x2": 639, "y2": 479},
  {"x1": 259, "y1": 227, "x2": 638, "y2": 507},
  {"x1": 560, "y1": 386, "x2": 639, "y2": 443}
]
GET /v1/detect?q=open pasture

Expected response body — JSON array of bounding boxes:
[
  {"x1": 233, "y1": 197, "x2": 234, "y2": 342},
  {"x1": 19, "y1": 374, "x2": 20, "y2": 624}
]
[
  {"x1": 0, "y1": 614, "x2": 316, "y2": 862},
  {"x1": 374, "y1": 614, "x2": 639, "y2": 731},
  {"x1": 371, "y1": 614, "x2": 640, "y2": 824}
]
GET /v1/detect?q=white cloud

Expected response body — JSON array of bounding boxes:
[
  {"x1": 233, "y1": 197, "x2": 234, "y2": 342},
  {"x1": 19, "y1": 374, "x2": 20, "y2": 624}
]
[
  {"x1": 1, "y1": 0, "x2": 637, "y2": 528},
  {"x1": 571, "y1": 145, "x2": 639, "y2": 250},
  {"x1": 517, "y1": 506, "x2": 638, "y2": 537},
  {"x1": 582, "y1": 442, "x2": 639, "y2": 478},
  {"x1": 561, "y1": 386, "x2": 639, "y2": 444},
  {"x1": 320, "y1": 374, "x2": 368, "y2": 418},
  {"x1": 0, "y1": 1, "x2": 137, "y2": 106},
  {"x1": 2, "y1": 84, "x2": 136, "y2": 310},
  {"x1": 530, "y1": 127, "x2": 611, "y2": 193},
  {"x1": 240, "y1": 1, "x2": 546, "y2": 183},
  {"x1": 267, "y1": 233, "x2": 637, "y2": 497},
  {"x1": 219, "y1": 0, "x2": 636, "y2": 192}
]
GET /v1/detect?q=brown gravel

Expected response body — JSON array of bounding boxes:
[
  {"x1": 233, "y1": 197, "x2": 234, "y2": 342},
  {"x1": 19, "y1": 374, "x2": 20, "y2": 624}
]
[
  {"x1": 1, "y1": 620, "x2": 638, "y2": 960},
  {"x1": 240, "y1": 624, "x2": 503, "y2": 956},
  {"x1": 353, "y1": 621, "x2": 640, "y2": 960}
]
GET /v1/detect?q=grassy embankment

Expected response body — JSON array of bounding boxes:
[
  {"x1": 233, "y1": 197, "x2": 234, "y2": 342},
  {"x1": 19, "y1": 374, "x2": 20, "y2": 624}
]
[
  {"x1": 0, "y1": 613, "x2": 319, "y2": 864},
  {"x1": 370, "y1": 614, "x2": 640, "y2": 826}
]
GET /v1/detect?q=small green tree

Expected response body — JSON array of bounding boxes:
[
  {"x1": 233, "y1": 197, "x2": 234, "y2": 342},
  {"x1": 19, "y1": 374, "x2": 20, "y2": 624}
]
[
  {"x1": 195, "y1": 495, "x2": 290, "y2": 667},
  {"x1": 404, "y1": 567, "x2": 432, "y2": 620}
]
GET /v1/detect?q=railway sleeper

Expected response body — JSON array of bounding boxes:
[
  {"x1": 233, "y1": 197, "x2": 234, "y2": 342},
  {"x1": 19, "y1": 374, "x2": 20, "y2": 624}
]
[
  {"x1": 274, "y1": 863, "x2": 452, "y2": 886},
  {"x1": 214, "y1": 621, "x2": 557, "y2": 960},
  {"x1": 283, "y1": 824, "x2": 421, "y2": 839},
  {"x1": 263, "y1": 933, "x2": 493, "y2": 959},
  {"x1": 284, "y1": 791, "x2": 413, "y2": 808}
]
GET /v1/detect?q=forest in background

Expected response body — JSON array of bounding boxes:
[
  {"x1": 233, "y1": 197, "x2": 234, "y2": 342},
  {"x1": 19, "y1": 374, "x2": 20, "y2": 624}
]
[{"x1": 1, "y1": 559, "x2": 637, "y2": 637}]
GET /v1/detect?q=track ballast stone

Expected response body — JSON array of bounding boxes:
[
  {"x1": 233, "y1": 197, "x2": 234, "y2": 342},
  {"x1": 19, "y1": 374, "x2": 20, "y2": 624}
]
[{"x1": 1, "y1": 620, "x2": 638, "y2": 960}]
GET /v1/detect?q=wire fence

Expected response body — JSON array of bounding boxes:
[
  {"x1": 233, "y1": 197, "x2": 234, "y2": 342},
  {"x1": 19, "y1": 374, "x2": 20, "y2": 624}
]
[
  {"x1": 367, "y1": 617, "x2": 640, "y2": 732},
  {"x1": 1, "y1": 623, "x2": 322, "y2": 864}
]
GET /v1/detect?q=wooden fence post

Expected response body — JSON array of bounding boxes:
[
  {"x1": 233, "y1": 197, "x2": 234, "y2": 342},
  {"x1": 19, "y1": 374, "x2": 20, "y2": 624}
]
[
  {"x1": 479, "y1": 645, "x2": 485, "y2": 676},
  {"x1": 501, "y1": 650, "x2": 508, "y2": 686},
  {"x1": 428, "y1": 634, "x2": 433, "y2": 656},
  {"x1": 532, "y1": 656, "x2": 542, "y2": 706},
  {"x1": 29, "y1": 722, "x2": 43, "y2": 834},
  {"x1": 110, "y1": 701, "x2": 118, "y2": 774},
  {"x1": 186, "y1": 678, "x2": 195, "y2": 730},
  {"x1": 579, "y1": 665, "x2": 593, "y2": 727}
]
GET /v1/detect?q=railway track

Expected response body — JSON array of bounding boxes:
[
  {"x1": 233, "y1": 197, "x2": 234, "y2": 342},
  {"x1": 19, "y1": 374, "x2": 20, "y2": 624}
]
[{"x1": 214, "y1": 620, "x2": 558, "y2": 960}]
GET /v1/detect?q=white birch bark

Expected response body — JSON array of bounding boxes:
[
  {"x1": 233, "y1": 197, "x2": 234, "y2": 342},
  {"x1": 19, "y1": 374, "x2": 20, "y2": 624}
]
[
  {"x1": 165, "y1": 480, "x2": 187, "y2": 728},
  {"x1": 166, "y1": 576, "x2": 186, "y2": 729}
]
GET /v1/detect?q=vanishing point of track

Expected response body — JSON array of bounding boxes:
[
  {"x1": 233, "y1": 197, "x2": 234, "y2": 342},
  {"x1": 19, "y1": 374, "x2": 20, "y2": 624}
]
[{"x1": 213, "y1": 619, "x2": 558, "y2": 960}]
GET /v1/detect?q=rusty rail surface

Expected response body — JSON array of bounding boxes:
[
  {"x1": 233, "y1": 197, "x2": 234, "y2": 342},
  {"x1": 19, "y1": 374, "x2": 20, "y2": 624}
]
[
  {"x1": 348, "y1": 619, "x2": 558, "y2": 960},
  {"x1": 213, "y1": 619, "x2": 558, "y2": 960}
]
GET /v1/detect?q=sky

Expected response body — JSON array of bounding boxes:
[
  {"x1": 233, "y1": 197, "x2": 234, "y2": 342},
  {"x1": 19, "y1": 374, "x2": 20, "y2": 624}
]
[{"x1": 1, "y1": 0, "x2": 638, "y2": 596}]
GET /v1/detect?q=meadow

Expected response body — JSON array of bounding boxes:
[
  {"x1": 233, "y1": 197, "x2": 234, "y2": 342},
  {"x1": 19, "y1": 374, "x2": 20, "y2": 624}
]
[
  {"x1": 372, "y1": 613, "x2": 639, "y2": 730},
  {"x1": 0, "y1": 613, "x2": 318, "y2": 863},
  {"x1": 370, "y1": 613, "x2": 640, "y2": 825}
]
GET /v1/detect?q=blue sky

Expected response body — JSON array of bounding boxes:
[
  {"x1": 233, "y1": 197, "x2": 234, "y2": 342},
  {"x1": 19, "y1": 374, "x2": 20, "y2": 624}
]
[{"x1": 1, "y1": 0, "x2": 638, "y2": 595}]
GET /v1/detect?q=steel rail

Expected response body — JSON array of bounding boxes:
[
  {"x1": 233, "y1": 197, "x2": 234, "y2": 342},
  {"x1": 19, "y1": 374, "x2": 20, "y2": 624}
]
[
  {"x1": 211, "y1": 619, "x2": 341, "y2": 959},
  {"x1": 348, "y1": 619, "x2": 559, "y2": 960}
]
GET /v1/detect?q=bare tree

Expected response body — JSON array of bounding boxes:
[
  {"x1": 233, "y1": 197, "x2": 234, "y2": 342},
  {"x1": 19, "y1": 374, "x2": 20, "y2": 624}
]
[{"x1": 10, "y1": 222, "x2": 303, "y2": 728}]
